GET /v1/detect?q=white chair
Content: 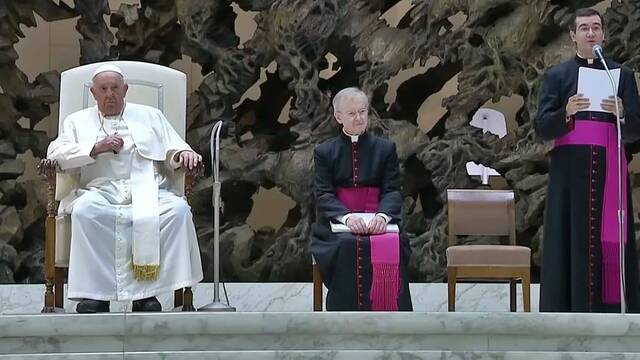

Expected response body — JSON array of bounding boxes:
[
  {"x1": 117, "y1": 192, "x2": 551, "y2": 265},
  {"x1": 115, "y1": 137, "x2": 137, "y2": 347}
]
[{"x1": 38, "y1": 61, "x2": 200, "y2": 312}]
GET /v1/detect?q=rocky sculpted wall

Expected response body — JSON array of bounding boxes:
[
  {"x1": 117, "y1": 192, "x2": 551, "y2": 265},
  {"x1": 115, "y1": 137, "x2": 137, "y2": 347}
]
[{"x1": 0, "y1": 0, "x2": 635, "y2": 284}]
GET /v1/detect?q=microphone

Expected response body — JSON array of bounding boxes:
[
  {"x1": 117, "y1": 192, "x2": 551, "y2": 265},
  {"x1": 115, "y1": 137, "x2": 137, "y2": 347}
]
[
  {"x1": 592, "y1": 44, "x2": 605, "y2": 60},
  {"x1": 591, "y1": 42, "x2": 627, "y2": 313}
]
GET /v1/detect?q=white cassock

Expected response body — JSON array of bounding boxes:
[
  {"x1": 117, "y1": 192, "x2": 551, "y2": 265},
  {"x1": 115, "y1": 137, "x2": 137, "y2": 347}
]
[{"x1": 47, "y1": 102, "x2": 203, "y2": 301}]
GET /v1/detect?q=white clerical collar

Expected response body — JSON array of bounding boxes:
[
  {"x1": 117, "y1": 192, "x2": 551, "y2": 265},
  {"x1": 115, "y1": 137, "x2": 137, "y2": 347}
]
[
  {"x1": 342, "y1": 128, "x2": 362, "y2": 143},
  {"x1": 576, "y1": 52, "x2": 595, "y2": 65}
]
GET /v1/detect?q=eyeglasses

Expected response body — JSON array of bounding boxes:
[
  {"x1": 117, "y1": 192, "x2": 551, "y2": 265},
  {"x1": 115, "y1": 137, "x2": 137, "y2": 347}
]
[
  {"x1": 576, "y1": 24, "x2": 602, "y2": 34},
  {"x1": 339, "y1": 108, "x2": 369, "y2": 120}
]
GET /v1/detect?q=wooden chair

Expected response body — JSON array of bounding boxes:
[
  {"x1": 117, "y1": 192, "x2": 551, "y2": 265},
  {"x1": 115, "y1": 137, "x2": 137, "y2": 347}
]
[
  {"x1": 38, "y1": 61, "x2": 201, "y2": 313},
  {"x1": 446, "y1": 189, "x2": 531, "y2": 312}
]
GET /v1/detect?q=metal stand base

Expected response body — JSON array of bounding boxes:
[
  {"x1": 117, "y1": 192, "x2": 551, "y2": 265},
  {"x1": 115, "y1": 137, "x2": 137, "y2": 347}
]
[
  {"x1": 41, "y1": 306, "x2": 65, "y2": 313},
  {"x1": 198, "y1": 301, "x2": 236, "y2": 312}
]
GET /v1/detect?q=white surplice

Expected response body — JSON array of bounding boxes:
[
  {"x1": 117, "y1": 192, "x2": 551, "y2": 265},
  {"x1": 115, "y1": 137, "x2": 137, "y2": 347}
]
[{"x1": 47, "y1": 103, "x2": 203, "y2": 301}]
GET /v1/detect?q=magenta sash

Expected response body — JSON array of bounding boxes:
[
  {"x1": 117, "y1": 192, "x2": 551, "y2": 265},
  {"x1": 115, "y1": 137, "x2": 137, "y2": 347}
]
[
  {"x1": 554, "y1": 120, "x2": 627, "y2": 304},
  {"x1": 336, "y1": 186, "x2": 400, "y2": 311}
]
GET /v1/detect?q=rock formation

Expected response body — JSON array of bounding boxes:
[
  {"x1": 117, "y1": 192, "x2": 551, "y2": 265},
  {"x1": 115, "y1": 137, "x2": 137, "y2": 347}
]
[{"x1": 2, "y1": 0, "x2": 637, "y2": 284}]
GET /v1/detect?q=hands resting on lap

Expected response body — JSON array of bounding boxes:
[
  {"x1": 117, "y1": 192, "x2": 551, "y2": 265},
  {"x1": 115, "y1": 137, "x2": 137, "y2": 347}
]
[{"x1": 345, "y1": 214, "x2": 387, "y2": 235}]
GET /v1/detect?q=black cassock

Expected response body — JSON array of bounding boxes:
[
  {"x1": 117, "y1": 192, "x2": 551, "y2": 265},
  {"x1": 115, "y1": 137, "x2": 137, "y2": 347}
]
[
  {"x1": 310, "y1": 131, "x2": 412, "y2": 311},
  {"x1": 536, "y1": 55, "x2": 640, "y2": 312}
]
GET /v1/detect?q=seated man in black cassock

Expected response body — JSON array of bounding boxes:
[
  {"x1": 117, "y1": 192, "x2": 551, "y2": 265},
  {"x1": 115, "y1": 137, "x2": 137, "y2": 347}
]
[{"x1": 311, "y1": 87, "x2": 412, "y2": 311}]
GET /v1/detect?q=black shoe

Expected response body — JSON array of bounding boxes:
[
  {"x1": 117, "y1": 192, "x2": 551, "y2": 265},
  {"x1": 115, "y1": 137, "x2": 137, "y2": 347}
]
[
  {"x1": 132, "y1": 296, "x2": 162, "y2": 312},
  {"x1": 76, "y1": 298, "x2": 110, "y2": 313}
]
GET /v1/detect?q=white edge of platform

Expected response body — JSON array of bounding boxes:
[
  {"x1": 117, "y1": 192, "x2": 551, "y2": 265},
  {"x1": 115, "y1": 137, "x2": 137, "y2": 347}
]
[{"x1": 3, "y1": 351, "x2": 640, "y2": 360}]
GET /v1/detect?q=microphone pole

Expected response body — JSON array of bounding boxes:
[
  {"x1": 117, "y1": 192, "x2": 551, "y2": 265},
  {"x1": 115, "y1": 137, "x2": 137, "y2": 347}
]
[
  {"x1": 593, "y1": 44, "x2": 626, "y2": 314},
  {"x1": 199, "y1": 120, "x2": 236, "y2": 312}
]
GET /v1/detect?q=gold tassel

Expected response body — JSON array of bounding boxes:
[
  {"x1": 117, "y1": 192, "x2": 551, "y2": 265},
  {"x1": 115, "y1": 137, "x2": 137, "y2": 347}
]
[{"x1": 132, "y1": 263, "x2": 160, "y2": 281}]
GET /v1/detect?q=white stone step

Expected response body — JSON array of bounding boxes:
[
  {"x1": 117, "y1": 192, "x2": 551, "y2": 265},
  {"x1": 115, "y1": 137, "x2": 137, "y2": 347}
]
[
  {"x1": 3, "y1": 351, "x2": 640, "y2": 360},
  {"x1": 1, "y1": 312, "x2": 640, "y2": 358}
]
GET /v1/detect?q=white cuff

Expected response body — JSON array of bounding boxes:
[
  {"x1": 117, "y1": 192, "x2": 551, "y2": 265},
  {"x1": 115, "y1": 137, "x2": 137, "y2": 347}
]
[
  {"x1": 57, "y1": 142, "x2": 96, "y2": 170},
  {"x1": 375, "y1": 213, "x2": 391, "y2": 224},
  {"x1": 338, "y1": 214, "x2": 352, "y2": 224}
]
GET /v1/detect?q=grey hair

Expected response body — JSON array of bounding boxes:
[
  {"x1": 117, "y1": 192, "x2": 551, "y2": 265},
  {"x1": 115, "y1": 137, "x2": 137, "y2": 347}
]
[{"x1": 332, "y1": 87, "x2": 369, "y2": 113}]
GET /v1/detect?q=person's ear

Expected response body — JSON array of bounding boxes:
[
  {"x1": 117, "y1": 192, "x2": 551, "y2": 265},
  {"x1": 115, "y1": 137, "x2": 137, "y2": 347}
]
[
  {"x1": 123, "y1": 83, "x2": 129, "y2": 96},
  {"x1": 334, "y1": 111, "x2": 343, "y2": 124}
]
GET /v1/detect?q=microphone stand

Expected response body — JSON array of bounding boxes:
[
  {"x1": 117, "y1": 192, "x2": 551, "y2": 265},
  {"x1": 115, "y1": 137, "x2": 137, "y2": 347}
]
[
  {"x1": 594, "y1": 48, "x2": 626, "y2": 314},
  {"x1": 199, "y1": 121, "x2": 236, "y2": 312}
]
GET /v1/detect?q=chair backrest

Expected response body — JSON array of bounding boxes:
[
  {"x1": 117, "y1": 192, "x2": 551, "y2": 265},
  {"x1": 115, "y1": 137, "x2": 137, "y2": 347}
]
[
  {"x1": 58, "y1": 60, "x2": 186, "y2": 136},
  {"x1": 446, "y1": 189, "x2": 516, "y2": 246},
  {"x1": 55, "y1": 61, "x2": 187, "y2": 200}
]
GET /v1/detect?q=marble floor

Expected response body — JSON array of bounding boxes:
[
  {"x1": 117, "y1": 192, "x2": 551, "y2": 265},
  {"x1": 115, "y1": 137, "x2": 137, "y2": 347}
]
[{"x1": 0, "y1": 282, "x2": 539, "y2": 314}]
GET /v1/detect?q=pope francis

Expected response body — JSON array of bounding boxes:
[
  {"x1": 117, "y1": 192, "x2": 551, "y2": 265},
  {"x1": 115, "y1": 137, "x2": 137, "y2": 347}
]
[{"x1": 47, "y1": 64, "x2": 203, "y2": 313}]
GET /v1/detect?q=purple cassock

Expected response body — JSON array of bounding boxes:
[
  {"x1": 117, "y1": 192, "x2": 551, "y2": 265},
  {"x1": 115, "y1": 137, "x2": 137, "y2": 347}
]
[
  {"x1": 311, "y1": 131, "x2": 412, "y2": 311},
  {"x1": 536, "y1": 55, "x2": 640, "y2": 312}
]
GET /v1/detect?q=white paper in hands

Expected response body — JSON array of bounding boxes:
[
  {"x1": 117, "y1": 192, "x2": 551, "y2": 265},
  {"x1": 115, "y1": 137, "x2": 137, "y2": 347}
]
[
  {"x1": 330, "y1": 212, "x2": 399, "y2": 233},
  {"x1": 577, "y1": 67, "x2": 620, "y2": 112}
]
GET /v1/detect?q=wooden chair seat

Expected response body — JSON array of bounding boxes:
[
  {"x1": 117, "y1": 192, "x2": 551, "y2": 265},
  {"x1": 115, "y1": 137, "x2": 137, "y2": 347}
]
[{"x1": 447, "y1": 245, "x2": 531, "y2": 267}]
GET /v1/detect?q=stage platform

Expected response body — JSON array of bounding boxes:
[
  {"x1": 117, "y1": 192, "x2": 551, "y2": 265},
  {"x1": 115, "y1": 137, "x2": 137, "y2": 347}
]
[
  {"x1": 2, "y1": 283, "x2": 639, "y2": 359},
  {"x1": 2, "y1": 311, "x2": 640, "y2": 359},
  {"x1": 1, "y1": 282, "x2": 537, "y2": 314}
]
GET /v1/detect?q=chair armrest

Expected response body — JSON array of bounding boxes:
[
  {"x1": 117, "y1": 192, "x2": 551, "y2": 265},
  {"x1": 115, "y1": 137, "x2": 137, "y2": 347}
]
[
  {"x1": 184, "y1": 162, "x2": 204, "y2": 200},
  {"x1": 37, "y1": 159, "x2": 59, "y2": 217},
  {"x1": 37, "y1": 159, "x2": 59, "y2": 178}
]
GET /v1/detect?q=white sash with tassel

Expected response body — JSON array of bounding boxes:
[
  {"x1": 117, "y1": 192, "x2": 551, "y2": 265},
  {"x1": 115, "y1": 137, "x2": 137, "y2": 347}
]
[{"x1": 130, "y1": 149, "x2": 160, "y2": 280}]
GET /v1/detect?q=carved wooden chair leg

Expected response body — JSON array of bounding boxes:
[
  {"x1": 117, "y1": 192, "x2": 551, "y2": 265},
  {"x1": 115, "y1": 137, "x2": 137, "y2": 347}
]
[
  {"x1": 42, "y1": 279, "x2": 56, "y2": 313},
  {"x1": 40, "y1": 159, "x2": 59, "y2": 313},
  {"x1": 182, "y1": 287, "x2": 195, "y2": 311},
  {"x1": 183, "y1": 167, "x2": 201, "y2": 313},
  {"x1": 42, "y1": 217, "x2": 56, "y2": 313}
]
